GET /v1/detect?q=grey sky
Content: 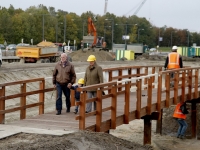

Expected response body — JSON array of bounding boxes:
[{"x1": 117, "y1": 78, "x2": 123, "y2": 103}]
[{"x1": 1, "y1": 0, "x2": 200, "y2": 32}]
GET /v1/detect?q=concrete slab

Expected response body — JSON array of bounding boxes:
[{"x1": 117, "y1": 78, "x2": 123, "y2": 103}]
[{"x1": 0, "y1": 124, "x2": 76, "y2": 139}]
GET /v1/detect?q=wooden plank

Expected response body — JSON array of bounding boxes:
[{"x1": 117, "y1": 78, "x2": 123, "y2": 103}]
[
  {"x1": 188, "y1": 70, "x2": 192, "y2": 100},
  {"x1": 39, "y1": 80, "x2": 45, "y2": 115},
  {"x1": 157, "y1": 74, "x2": 162, "y2": 112},
  {"x1": 111, "y1": 84, "x2": 117, "y2": 129},
  {"x1": 143, "y1": 115, "x2": 152, "y2": 145},
  {"x1": 96, "y1": 89, "x2": 102, "y2": 132},
  {"x1": 182, "y1": 71, "x2": 186, "y2": 103},
  {"x1": 0, "y1": 78, "x2": 44, "y2": 87},
  {"x1": 166, "y1": 73, "x2": 170, "y2": 107},
  {"x1": 147, "y1": 77, "x2": 152, "y2": 115},
  {"x1": 194, "y1": 69, "x2": 199, "y2": 99},
  {"x1": 118, "y1": 69, "x2": 122, "y2": 91},
  {"x1": 136, "y1": 79, "x2": 142, "y2": 119},
  {"x1": 79, "y1": 91, "x2": 86, "y2": 130},
  {"x1": 173, "y1": 72, "x2": 179, "y2": 104},
  {"x1": 124, "y1": 82, "x2": 130, "y2": 124},
  {"x1": 20, "y1": 83, "x2": 26, "y2": 120},
  {"x1": 191, "y1": 103, "x2": 197, "y2": 138},
  {"x1": 70, "y1": 90, "x2": 75, "y2": 106},
  {"x1": 156, "y1": 109, "x2": 163, "y2": 134},
  {"x1": 0, "y1": 86, "x2": 5, "y2": 124}
]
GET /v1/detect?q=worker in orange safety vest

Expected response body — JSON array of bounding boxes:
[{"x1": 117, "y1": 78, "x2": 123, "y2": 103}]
[
  {"x1": 164, "y1": 46, "x2": 183, "y2": 87},
  {"x1": 173, "y1": 102, "x2": 188, "y2": 139}
]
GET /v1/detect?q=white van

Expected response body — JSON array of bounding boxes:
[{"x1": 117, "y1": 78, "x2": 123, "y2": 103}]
[{"x1": 0, "y1": 48, "x2": 2, "y2": 67}]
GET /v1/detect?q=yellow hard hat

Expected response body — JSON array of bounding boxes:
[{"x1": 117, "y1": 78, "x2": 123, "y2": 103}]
[
  {"x1": 87, "y1": 55, "x2": 96, "y2": 61},
  {"x1": 78, "y1": 78, "x2": 84, "y2": 84}
]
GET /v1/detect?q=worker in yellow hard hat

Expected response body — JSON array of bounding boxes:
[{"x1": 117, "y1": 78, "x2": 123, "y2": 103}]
[
  {"x1": 68, "y1": 78, "x2": 84, "y2": 114},
  {"x1": 84, "y1": 55, "x2": 103, "y2": 113}
]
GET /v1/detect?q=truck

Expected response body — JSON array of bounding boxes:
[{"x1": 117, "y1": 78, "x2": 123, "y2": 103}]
[
  {"x1": 82, "y1": 17, "x2": 109, "y2": 51},
  {"x1": 0, "y1": 48, "x2": 2, "y2": 67},
  {"x1": 16, "y1": 41, "x2": 67, "y2": 63}
]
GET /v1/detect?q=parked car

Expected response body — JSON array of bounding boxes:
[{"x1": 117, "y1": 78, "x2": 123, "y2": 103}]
[
  {"x1": 149, "y1": 48, "x2": 156, "y2": 52},
  {"x1": 7, "y1": 44, "x2": 17, "y2": 50},
  {"x1": 0, "y1": 44, "x2": 5, "y2": 49},
  {"x1": 17, "y1": 43, "x2": 30, "y2": 47}
]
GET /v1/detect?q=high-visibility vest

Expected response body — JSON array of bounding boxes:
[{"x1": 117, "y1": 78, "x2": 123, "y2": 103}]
[
  {"x1": 167, "y1": 52, "x2": 180, "y2": 69},
  {"x1": 173, "y1": 103, "x2": 186, "y2": 119}
]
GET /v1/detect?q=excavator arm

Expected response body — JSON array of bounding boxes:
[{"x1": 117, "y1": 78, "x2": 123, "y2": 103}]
[{"x1": 87, "y1": 17, "x2": 97, "y2": 47}]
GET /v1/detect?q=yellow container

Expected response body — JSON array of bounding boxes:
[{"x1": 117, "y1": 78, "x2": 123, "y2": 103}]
[
  {"x1": 124, "y1": 50, "x2": 135, "y2": 60},
  {"x1": 177, "y1": 47, "x2": 182, "y2": 55}
]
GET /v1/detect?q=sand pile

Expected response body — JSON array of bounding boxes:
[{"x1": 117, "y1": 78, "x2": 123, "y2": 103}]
[{"x1": 68, "y1": 50, "x2": 114, "y2": 62}]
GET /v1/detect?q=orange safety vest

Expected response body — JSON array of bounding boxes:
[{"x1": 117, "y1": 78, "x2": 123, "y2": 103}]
[
  {"x1": 173, "y1": 103, "x2": 186, "y2": 119},
  {"x1": 167, "y1": 52, "x2": 180, "y2": 69}
]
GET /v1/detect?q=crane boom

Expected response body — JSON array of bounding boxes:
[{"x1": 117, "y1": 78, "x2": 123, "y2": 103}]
[
  {"x1": 104, "y1": 0, "x2": 108, "y2": 15},
  {"x1": 133, "y1": 0, "x2": 147, "y2": 15}
]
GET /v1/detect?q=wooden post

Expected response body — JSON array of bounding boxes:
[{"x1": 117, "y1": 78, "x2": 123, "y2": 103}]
[
  {"x1": 166, "y1": 73, "x2": 170, "y2": 107},
  {"x1": 152, "y1": 67, "x2": 155, "y2": 88},
  {"x1": 194, "y1": 69, "x2": 199, "y2": 99},
  {"x1": 0, "y1": 86, "x2": 5, "y2": 124},
  {"x1": 147, "y1": 77, "x2": 153, "y2": 115},
  {"x1": 157, "y1": 74, "x2": 162, "y2": 112},
  {"x1": 20, "y1": 83, "x2": 26, "y2": 119},
  {"x1": 181, "y1": 71, "x2": 186, "y2": 103},
  {"x1": 70, "y1": 90, "x2": 75, "y2": 106},
  {"x1": 136, "y1": 68, "x2": 140, "y2": 77},
  {"x1": 111, "y1": 84, "x2": 117, "y2": 129},
  {"x1": 124, "y1": 81, "x2": 130, "y2": 124},
  {"x1": 96, "y1": 89, "x2": 102, "y2": 132},
  {"x1": 79, "y1": 91, "x2": 86, "y2": 130},
  {"x1": 144, "y1": 67, "x2": 148, "y2": 89},
  {"x1": 143, "y1": 115, "x2": 152, "y2": 145},
  {"x1": 108, "y1": 71, "x2": 112, "y2": 93},
  {"x1": 188, "y1": 70, "x2": 192, "y2": 100},
  {"x1": 191, "y1": 102, "x2": 197, "y2": 138},
  {"x1": 174, "y1": 72, "x2": 179, "y2": 104},
  {"x1": 39, "y1": 80, "x2": 45, "y2": 115},
  {"x1": 136, "y1": 79, "x2": 142, "y2": 119},
  {"x1": 118, "y1": 69, "x2": 122, "y2": 91},
  {"x1": 156, "y1": 109, "x2": 163, "y2": 134}
]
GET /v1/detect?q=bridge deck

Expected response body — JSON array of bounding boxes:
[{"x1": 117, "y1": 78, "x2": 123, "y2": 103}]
[{"x1": 6, "y1": 88, "x2": 184, "y2": 131}]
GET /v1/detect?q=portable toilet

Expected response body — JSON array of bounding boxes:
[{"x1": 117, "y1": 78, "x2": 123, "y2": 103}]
[
  {"x1": 188, "y1": 47, "x2": 195, "y2": 57},
  {"x1": 116, "y1": 50, "x2": 125, "y2": 60}
]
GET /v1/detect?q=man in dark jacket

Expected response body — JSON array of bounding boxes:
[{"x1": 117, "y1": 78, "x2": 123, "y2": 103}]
[
  {"x1": 53, "y1": 53, "x2": 76, "y2": 115},
  {"x1": 84, "y1": 55, "x2": 103, "y2": 113}
]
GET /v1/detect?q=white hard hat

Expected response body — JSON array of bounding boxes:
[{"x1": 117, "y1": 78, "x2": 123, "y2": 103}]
[{"x1": 172, "y1": 46, "x2": 178, "y2": 50}]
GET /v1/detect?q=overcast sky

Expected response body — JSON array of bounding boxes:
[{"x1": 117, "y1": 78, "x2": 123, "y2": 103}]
[{"x1": 1, "y1": 0, "x2": 200, "y2": 32}]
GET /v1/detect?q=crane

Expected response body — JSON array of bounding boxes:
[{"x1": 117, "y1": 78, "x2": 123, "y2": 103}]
[
  {"x1": 104, "y1": 0, "x2": 108, "y2": 15},
  {"x1": 133, "y1": 0, "x2": 147, "y2": 16}
]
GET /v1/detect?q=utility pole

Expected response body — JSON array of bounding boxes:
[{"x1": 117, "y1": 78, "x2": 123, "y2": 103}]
[{"x1": 64, "y1": 14, "x2": 66, "y2": 43}]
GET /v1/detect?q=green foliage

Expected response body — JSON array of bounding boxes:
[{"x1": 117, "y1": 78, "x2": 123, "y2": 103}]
[{"x1": 0, "y1": 5, "x2": 200, "y2": 48}]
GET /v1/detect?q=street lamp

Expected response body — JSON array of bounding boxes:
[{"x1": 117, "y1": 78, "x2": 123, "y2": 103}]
[
  {"x1": 137, "y1": 29, "x2": 144, "y2": 43},
  {"x1": 105, "y1": 18, "x2": 114, "y2": 51},
  {"x1": 187, "y1": 30, "x2": 189, "y2": 47},
  {"x1": 170, "y1": 31, "x2": 177, "y2": 47},
  {"x1": 104, "y1": 26, "x2": 111, "y2": 41},
  {"x1": 115, "y1": 23, "x2": 137, "y2": 50}
]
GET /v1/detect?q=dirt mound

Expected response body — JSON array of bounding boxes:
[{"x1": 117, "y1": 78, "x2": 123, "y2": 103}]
[
  {"x1": 68, "y1": 50, "x2": 114, "y2": 62},
  {"x1": 0, "y1": 131, "x2": 153, "y2": 150}
]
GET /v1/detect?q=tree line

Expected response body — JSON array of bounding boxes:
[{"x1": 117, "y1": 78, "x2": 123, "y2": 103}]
[{"x1": 0, "y1": 4, "x2": 200, "y2": 49}]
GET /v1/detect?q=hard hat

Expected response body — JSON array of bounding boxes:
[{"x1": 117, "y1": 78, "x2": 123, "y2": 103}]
[
  {"x1": 87, "y1": 55, "x2": 96, "y2": 61},
  {"x1": 78, "y1": 78, "x2": 84, "y2": 84},
  {"x1": 172, "y1": 46, "x2": 178, "y2": 50}
]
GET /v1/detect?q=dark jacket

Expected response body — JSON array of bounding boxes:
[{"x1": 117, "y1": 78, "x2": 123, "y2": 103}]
[
  {"x1": 71, "y1": 85, "x2": 82, "y2": 100},
  {"x1": 164, "y1": 53, "x2": 183, "y2": 69},
  {"x1": 84, "y1": 62, "x2": 103, "y2": 91},
  {"x1": 53, "y1": 61, "x2": 76, "y2": 85}
]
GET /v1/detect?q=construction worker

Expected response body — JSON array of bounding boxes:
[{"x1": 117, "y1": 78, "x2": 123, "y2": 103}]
[
  {"x1": 84, "y1": 55, "x2": 103, "y2": 113},
  {"x1": 173, "y1": 102, "x2": 189, "y2": 139},
  {"x1": 164, "y1": 46, "x2": 183, "y2": 86},
  {"x1": 53, "y1": 53, "x2": 76, "y2": 115}
]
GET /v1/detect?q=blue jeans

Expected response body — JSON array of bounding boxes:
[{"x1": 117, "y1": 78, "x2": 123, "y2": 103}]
[
  {"x1": 176, "y1": 118, "x2": 188, "y2": 136},
  {"x1": 75, "y1": 99, "x2": 80, "y2": 111},
  {"x1": 56, "y1": 82, "x2": 71, "y2": 111}
]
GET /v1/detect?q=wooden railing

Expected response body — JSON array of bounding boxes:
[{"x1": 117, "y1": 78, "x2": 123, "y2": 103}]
[{"x1": 0, "y1": 78, "x2": 54, "y2": 123}]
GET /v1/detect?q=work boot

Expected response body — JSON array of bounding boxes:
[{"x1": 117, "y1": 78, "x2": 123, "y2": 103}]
[
  {"x1": 66, "y1": 108, "x2": 70, "y2": 113},
  {"x1": 74, "y1": 109, "x2": 78, "y2": 114},
  {"x1": 180, "y1": 135, "x2": 186, "y2": 139},
  {"x1": 56, "y1": 110, "x2": 61, "y2": 115}
]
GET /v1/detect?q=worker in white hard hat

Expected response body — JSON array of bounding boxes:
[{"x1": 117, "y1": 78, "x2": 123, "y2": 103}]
[
  {"x1": 164, "y1": 46, "x2": 183, "y2": 87},
  {"x1": 84, "y1": 55, "x2": 103, "y2": 113}
]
